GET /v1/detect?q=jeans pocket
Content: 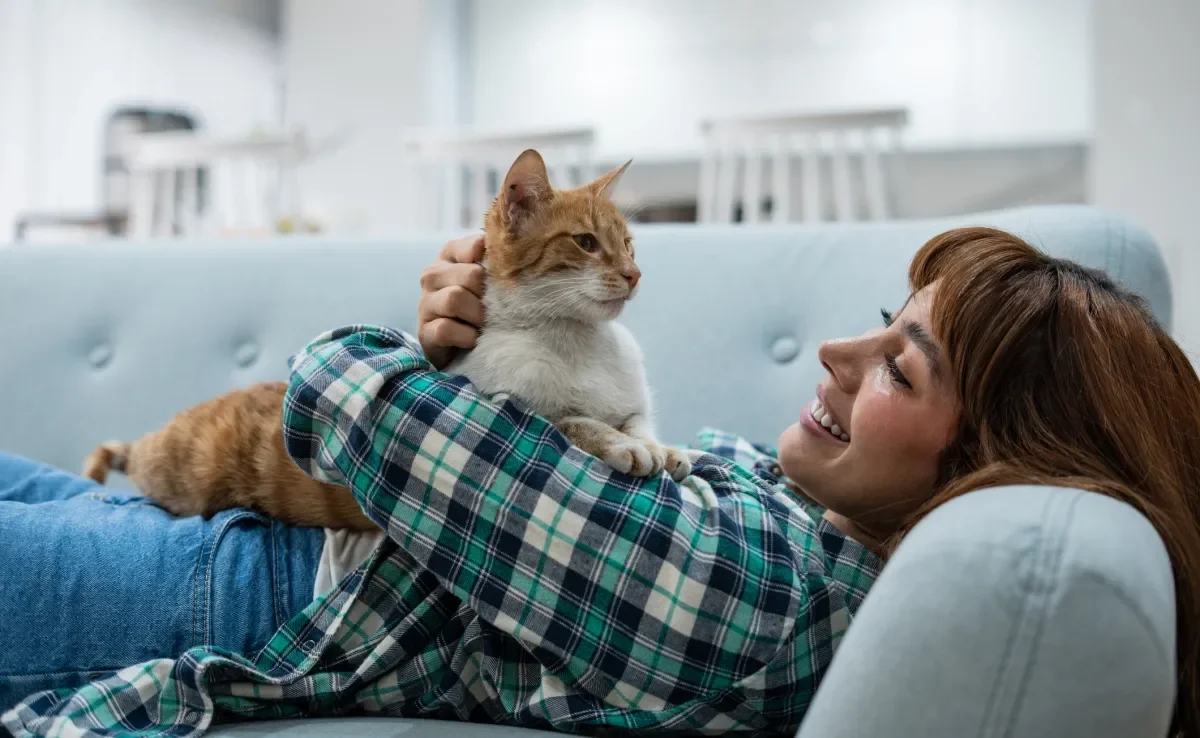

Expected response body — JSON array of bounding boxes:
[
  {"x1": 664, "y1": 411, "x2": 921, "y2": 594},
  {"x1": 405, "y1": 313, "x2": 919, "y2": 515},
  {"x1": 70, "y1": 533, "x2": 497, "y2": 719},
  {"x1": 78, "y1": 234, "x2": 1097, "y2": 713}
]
[{"x1": 200, "y1": 508, "x2": 282, "y2": 656}]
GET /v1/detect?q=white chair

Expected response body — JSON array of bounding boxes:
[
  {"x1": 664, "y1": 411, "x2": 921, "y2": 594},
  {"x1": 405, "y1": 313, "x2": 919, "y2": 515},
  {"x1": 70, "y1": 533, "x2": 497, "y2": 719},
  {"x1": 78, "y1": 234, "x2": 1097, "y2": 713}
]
[
  {"x1": 698, "y1": 108, "x2": 909, "y2": 224},
  {"x1": 122, "y1": 130, "x2": 310, "y2": 239},
  {"x1": 399, "y1": 126, "x2": 596, "y2": 230}
]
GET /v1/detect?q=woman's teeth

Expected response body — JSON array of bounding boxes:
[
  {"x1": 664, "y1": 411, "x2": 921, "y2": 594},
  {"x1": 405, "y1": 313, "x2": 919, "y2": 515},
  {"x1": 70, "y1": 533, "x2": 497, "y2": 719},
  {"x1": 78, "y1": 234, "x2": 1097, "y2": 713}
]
[{"x1": 811, "y1": 402, "x2": 850, "y2": 442}]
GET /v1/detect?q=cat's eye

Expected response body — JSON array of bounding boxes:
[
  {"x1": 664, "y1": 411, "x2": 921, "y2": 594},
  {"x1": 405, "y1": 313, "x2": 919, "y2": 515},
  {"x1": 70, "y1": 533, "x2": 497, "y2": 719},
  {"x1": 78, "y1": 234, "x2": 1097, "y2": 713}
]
[
  {"x1": 623, "y1": 236, "x2": 633, "y2": 252},
  {"x1": 573, "y1": 233, "x2": 599, "y2": 252}
]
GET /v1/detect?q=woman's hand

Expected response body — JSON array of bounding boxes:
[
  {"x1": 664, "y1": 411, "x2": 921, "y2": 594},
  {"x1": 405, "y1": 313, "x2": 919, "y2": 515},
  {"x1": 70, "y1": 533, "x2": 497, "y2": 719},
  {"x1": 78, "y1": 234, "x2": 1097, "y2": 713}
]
[{"x1": 418, "y1": 235, "x2": 486, "y2": 369}]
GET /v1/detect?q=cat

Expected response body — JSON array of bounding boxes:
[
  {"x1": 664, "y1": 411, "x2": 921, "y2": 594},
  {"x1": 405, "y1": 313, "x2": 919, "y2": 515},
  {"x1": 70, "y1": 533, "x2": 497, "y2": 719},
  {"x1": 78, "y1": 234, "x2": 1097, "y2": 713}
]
[
  {"x1": 446, "y1": 148, "x2": 690, "y2": 482},
  {"x1": 83, "y1": 382, "x2": 376, "y2": 529},
  {"x1": 81, "y1": 149, "x2": 687, "y2": 530}
]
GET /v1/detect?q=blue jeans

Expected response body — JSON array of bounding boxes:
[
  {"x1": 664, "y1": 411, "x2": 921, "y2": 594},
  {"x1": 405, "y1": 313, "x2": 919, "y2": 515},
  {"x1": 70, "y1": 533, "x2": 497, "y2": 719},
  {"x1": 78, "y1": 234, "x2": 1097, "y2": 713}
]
[{"x1": 0, "y1": 452, "x2": 326, "y2": 716}]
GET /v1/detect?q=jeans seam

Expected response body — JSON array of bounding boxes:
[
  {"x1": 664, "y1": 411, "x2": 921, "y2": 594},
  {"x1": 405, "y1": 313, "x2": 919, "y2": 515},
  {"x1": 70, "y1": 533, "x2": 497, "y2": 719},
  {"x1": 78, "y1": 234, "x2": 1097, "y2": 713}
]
[{"x1": 270, "y1": 521, "x2": 286, "y2": 632}]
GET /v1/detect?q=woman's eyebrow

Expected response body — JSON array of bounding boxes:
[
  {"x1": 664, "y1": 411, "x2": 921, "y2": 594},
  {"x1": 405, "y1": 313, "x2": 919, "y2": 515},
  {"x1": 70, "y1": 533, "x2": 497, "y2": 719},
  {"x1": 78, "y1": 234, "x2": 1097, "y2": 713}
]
[{"x1": 903, "y1": 320, "x2": 943, "y2": 381}]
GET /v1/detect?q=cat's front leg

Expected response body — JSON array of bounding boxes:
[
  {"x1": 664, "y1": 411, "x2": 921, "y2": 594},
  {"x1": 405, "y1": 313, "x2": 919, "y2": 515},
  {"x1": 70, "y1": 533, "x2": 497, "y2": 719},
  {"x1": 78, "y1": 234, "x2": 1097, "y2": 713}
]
[
  {"x1": 620, "y1": 415, "x2": 692, "y2": 482},
  {"x1": 557, "y1": 416, "x2": 665, "y2": 478}
]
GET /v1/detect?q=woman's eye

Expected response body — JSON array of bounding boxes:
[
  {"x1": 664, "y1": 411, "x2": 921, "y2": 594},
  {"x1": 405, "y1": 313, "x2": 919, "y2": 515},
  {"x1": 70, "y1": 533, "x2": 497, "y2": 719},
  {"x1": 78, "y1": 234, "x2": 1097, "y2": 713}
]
[
  {"x1": 884, "y1": 353, "x2": 912, "y2": 389},
  {"x1": 573, "y1": 234, "x2": 599, "y2": 252}
]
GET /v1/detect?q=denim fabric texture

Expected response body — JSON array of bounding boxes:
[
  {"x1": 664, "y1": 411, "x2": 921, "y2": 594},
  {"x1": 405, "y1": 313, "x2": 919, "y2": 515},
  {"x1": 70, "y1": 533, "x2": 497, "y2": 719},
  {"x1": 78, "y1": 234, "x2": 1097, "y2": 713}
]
[{"x1": 0, "y1": 452, "x2": 324, "y2": 716}]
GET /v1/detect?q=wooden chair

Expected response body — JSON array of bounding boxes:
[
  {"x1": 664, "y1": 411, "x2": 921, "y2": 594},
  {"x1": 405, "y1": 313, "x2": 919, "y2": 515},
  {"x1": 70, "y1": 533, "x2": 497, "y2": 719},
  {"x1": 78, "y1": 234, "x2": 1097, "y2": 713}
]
[
  {"x1": 399, "y1": 126, "x2": 596, "y2": 230},
  {"x1": 697, "y1": 108, "x2": 909, "y2": 224},
  {"x1": 123, "y1": 130, "x2": 310, "y2": 238}
]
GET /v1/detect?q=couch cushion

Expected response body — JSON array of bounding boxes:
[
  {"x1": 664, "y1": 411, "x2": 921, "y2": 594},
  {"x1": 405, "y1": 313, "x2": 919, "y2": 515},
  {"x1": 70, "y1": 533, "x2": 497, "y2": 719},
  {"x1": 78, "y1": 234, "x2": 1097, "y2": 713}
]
[{"x1": 0, "y1": 206, "x2": 1167, "y2": 476}]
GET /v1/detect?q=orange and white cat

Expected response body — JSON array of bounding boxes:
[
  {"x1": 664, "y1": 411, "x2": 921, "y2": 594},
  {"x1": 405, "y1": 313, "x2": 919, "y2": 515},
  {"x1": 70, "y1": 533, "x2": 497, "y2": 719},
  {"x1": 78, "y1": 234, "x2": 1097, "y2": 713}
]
[
  {"x1": 449, "y1": 149, "x2": 690, "y2": 481},
  {"x1": 82, "y1": 149, "x2": 687, "y2": 530}
]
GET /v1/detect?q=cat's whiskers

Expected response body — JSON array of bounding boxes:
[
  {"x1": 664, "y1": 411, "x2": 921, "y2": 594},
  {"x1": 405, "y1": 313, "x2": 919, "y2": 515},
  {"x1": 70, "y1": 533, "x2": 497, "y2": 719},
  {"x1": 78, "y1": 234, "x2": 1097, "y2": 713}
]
[
  {"x1": 621, "y1": 202, "x2": 650, "y2": 222},
  {"x1": 532, "y1": 286, "x2": 617, "y2": 322},
  {"x1": 524, "y1": 292, "x2": 595, "y2": 324},
  {"x1": 492, "y1": 276, "x2": 616, "y2": 325}
]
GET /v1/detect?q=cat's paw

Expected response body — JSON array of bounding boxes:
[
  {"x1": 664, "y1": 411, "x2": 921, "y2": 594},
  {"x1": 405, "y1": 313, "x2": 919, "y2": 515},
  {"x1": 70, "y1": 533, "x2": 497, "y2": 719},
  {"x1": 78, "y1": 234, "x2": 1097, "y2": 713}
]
[
  {"x1": 661, "y1": 446, "x2": 692, "y2": 482},
  {"x1": 602, "y1": 439, "x2": 663, "y2": 477}
]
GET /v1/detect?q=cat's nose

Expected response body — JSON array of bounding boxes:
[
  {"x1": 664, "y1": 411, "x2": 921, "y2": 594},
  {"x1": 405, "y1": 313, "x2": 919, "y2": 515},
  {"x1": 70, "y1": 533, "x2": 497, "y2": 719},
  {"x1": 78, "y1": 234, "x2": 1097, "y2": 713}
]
[{"x1": 623, "y1": 268, "x2": 640, "y2": 291}]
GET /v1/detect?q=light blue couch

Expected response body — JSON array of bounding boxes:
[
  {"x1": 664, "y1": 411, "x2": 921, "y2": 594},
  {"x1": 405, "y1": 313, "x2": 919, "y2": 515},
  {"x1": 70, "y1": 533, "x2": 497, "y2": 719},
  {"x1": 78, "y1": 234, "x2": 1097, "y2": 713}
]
[{"x1": 0, "y1": 205, "x2": 1177, "y2": 737}]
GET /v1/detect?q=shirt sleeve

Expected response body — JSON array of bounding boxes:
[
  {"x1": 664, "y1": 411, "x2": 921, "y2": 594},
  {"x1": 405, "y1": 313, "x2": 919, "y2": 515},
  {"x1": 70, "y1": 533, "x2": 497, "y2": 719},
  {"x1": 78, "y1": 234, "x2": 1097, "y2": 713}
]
[{"x1": 282, "y1": 325, "x2": 810, "y2": 704}]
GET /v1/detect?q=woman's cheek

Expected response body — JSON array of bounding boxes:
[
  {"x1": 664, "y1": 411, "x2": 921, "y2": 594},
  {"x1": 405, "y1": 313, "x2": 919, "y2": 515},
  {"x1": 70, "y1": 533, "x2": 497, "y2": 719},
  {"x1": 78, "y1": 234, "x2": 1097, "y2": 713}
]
[
  {"x1": 855, "y1": 397, "x2": 910, "y2": 447},
  {"x1": 856, "y1": 402, "x2": 946, "y2": 468}
]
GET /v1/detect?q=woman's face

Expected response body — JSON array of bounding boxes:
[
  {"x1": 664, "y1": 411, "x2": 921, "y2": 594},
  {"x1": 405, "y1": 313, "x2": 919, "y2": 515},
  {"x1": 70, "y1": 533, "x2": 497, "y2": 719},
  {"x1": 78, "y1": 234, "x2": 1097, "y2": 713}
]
[{"x1": 778, "y1": 285, "x2": 960, "y2": 540}]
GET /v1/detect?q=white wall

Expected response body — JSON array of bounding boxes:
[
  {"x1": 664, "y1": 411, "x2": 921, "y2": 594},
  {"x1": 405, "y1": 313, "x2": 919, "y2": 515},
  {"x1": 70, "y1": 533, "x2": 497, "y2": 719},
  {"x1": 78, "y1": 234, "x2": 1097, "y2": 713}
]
[
  {"x1": 0, "y1": 0, "x2": 38, "y2": 243},
  {"x1": 0, "y1": 0, "x2": 282, "y2": 241},
  {"x1": 1092, "y1": 0, "x2": 1200, "y2": 357},
  {"x1": 281, "y1": 0, "x2": 470, "y2": 234},
  {"x1": 422, "y1": 0, "x2": 474, "y2": 127},
  {"x1": 469, "y1": 0, "x2": 1092, "y2": 157}
]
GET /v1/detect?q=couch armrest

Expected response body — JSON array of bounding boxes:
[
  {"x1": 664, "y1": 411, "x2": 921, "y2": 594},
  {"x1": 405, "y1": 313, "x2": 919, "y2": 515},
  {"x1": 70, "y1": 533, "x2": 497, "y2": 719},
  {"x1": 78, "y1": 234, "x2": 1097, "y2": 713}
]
[{"x1": 796, "y1": 485, "x2": 1176, "y2": 738}]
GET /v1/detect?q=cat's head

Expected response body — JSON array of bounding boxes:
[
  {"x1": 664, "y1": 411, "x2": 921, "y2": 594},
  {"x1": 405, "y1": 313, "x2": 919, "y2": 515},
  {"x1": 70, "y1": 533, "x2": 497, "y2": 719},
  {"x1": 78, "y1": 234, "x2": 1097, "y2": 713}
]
[{"x1": 483, "y1": 149, "x2": 638, "y2": 323}]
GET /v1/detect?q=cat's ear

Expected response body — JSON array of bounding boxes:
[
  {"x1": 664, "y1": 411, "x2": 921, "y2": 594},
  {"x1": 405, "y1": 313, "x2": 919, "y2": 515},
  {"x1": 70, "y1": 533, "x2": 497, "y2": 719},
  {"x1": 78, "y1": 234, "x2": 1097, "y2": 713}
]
[
  {"x1": 500, "y1": 149, "x2": 552, "y2": 230},
  {"x1": 588, "y1": 159, "x2": 632, "y2": 198}
]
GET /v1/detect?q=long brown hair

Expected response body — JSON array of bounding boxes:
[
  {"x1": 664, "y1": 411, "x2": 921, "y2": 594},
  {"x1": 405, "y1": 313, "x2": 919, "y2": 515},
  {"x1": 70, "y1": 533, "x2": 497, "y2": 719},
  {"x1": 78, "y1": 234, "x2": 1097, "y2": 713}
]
[{"x1": 892, "y1": 227, "x2": 1200, "y2": 736}]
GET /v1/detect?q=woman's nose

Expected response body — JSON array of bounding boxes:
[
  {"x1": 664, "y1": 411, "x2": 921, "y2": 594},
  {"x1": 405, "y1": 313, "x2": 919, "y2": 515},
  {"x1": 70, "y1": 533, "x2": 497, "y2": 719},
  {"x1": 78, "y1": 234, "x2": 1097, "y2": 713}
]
[{"x1": 817, "y1": 337, "x2": 863, "y2": 391}]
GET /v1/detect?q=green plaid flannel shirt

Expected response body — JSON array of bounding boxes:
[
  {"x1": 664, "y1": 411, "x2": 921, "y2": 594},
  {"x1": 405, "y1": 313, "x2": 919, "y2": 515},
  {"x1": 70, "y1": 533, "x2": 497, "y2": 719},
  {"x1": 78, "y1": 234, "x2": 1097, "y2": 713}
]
[{"x1": 2, "y1": 325, "x2": 881, "y2": 737}]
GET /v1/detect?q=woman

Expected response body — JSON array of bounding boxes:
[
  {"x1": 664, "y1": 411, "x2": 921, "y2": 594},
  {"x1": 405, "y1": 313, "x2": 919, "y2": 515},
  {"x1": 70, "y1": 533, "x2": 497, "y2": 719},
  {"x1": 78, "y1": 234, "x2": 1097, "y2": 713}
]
[{"x1": 1, "y1": 227, "x2": 1197, "y2": 737}]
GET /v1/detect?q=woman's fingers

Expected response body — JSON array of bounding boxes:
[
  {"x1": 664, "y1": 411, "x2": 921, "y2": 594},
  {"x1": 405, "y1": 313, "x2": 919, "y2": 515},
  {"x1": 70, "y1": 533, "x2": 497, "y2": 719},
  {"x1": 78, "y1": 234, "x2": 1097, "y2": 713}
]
[
  {"x1": 420, "y1": 257, "x2": 486, "y2": 297},
  {"x1": 419, "y1": 283, "x2": 485, "y2": 329},
  {"x1": 419, "y1": 318, "x2": 479, "y2": 352},
  {"x1": 439, "y1": 235, "x2": 486, "y2": 265},
  {"x1": 417, "y1": 235, "x2": 487, "y2": 369}
]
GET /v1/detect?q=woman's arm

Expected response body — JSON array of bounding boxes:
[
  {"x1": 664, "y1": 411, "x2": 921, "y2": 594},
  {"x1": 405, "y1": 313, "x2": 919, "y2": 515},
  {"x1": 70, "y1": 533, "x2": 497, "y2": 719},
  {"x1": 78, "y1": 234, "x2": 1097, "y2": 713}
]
[{"x1": 283, "y1": 324, "x2": 805, "y2": 701}]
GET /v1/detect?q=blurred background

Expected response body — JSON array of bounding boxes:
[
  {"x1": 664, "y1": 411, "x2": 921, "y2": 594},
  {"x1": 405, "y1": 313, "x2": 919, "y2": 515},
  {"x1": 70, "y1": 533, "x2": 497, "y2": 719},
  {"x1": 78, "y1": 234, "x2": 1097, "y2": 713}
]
[{"x1": 0, "y1": 0, "x2": 1196, "y2": 350}]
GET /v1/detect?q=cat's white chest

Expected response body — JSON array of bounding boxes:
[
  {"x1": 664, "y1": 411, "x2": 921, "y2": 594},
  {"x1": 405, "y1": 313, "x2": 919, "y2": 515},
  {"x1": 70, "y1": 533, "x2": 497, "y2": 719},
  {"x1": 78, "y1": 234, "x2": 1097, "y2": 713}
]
[{"x1": 447, "y1": 322, "x2": 647, "y2": 426}]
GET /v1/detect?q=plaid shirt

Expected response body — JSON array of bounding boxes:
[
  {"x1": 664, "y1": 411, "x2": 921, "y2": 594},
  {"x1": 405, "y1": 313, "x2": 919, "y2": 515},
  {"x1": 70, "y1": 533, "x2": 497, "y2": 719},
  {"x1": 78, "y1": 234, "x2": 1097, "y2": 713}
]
[{"x1": 3, "y1": 325, "x2": 881, "y2": 738}]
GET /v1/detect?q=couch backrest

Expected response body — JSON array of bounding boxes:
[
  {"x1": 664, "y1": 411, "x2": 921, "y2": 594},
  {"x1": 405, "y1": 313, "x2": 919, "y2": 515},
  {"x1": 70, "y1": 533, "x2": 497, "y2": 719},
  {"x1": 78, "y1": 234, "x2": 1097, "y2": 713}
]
[{"x1": 0, "y1": 205, "x2": 1169, "y2": 477}]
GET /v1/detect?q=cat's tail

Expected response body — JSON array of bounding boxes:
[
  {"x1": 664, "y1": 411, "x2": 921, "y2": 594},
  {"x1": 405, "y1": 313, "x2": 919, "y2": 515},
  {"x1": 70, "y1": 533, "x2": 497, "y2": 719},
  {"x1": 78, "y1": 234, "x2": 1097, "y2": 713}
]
[{"x1": 82, "y1": 441, "x2": 132, "y2": 484}]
